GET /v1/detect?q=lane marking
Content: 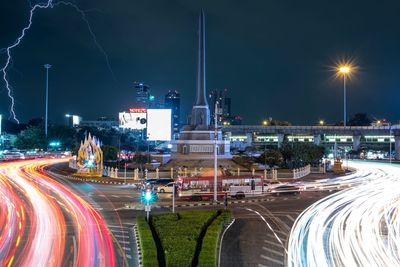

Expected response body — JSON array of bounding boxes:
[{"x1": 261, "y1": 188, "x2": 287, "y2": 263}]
[
  {"x1": 244, "y1": 208, "x2": 287, "y2": 253},
  {"x1": 218, "y1": 218, "x2": 236, "y2": 267}
]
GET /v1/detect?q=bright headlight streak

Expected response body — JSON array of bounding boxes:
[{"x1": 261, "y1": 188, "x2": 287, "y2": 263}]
[
  {"x1": 0, "y1": 159, "x2": 117, "y2": 266},
  {"x1": 287, "y1": 162, "x2": 400, "y2": 267}
]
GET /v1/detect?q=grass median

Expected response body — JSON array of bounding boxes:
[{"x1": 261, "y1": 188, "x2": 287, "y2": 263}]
[
  {"x1": 136, "y1": 209, "x2": 232, "y2": 267},
  {"x1": 198, "y1": 210, "x2": 232, "y2": 266},
  {"x1": 136, "y1": 216, "x2": 159, "y2": 267}
]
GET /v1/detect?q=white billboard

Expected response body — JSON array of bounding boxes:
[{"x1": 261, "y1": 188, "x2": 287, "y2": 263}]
[
  {"x1": 119, "y1": 108, "x2": 147, "y2": 129},
  {"x1": 147, "y1": 109, "x2": 171, "y2": 141}
]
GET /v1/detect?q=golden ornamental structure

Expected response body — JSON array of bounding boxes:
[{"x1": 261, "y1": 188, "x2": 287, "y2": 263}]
[{"x1": 76, "y1": 133, "x2": 103, "y2": 177}]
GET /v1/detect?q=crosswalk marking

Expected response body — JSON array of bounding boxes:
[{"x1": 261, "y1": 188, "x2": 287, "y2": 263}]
[
  {"x1": 110, "y1": 229, "x2": 129, "y2": 234},
  {"x1": 260, "y1": 254, "x2": 283, "y2": 265},
  {"x1": 286, "y1": 214, "x2": 295, "y2": 222},
  {"x1": 273, "y1": 229, "x2": 288, "y2": 236},
  {"x1": 264, "y1": 239, "x2": 281, "y2": 247},
  {"x1": 262, "y1": 246, "x2": 284, "y2": 256},
  {"x1": 114, "y1": 234, "x2": 129, "y2": 238},
  {"x1": 268, "y1": 234, "x2": 286, "y2": 241}
]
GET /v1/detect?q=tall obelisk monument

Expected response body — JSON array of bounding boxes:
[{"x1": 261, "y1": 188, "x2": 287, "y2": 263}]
[
  {"x1": 172, "y1": 10, "x2": 231, "y2": 159},
  {"x1": 191, "y1": 9, "x2": 210, "y2": 128}
]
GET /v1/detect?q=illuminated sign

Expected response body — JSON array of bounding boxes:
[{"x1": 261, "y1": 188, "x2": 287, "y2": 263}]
[
  {"x1": 147, "y1": 109, "x2": 171, "y2": 141},
  {"x1": 119, "y1": 111, "x2": 147, "y2": 129},
  {"x1": 128, "y1": 108, "x2": 146, "y2": 113}
]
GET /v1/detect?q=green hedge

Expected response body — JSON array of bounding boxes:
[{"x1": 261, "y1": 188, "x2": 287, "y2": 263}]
[
  {"x1": 151, "y1": 210, "x2": 218, "y2": 267},
  {"x1": 136, "y1": 216, "x2": 158, "y2": 267},
  {"x1": 198, "y1": 210, "x2": 232, "y2": 267}
]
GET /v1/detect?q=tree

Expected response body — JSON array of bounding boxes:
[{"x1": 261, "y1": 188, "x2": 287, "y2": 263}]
[
  {"x1": 257, "y1": 149, "x2": 283, "y2": 167},
  {"x1": 102, "y1": 145, "x2": 118, "y2": 161},
  {"x1": 279, "y1": 142, "x2": 325, "y2": 168},
  {"x1": 14, "y1": 126, "x2": 46, "y2": 149},
  {"x1": 348, "y1": 113, "x2": 372, "y2": 126},
  {"x1": 48, "y1": 125, "x2": 77, "y2": 150}
]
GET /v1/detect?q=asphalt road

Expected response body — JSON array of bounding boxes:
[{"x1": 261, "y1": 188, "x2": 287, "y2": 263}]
[
  {"x1": 0, "y1": 159, "x2": 127, "y2": 266},
  {"x1": 3, "y1": 158, "x2": 383, "y2": 267},
  {"x1": 219, "y1": 191, "x2": 333, "y2": 267}
]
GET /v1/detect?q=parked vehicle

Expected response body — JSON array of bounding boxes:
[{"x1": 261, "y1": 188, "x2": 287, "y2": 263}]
[
  {"x1": 177, "y1": 176, "x2": 264, "y2": 200},
  {"x1": 268, "y1": 184, "x2": 301, "y2": 196},
  {"x1": 157, "y1": 182, "x2": 175, "y2": 193}
]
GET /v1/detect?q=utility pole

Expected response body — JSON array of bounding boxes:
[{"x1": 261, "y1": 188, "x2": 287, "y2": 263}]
[
  {"x1": 213, "y1": 100, "x2": 220, "y2": 203},
  {"x1": 44, "y1": 64, "x2": 51, "y2": 138},
  {"x1": 389, "y1": 125, "x2": 392, "y2": 164}
]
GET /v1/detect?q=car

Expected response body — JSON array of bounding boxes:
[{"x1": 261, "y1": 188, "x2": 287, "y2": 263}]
[
  {"x1": 265, "y1": 180, "x2": 284, "y2": 190},
  {"x1": 268, "y1": 184, "x2": 301, "y2": 196},
  {"x1": 157, "y1": 182, "x2": 176, "y2": 193},
  {"x1": 144, "y1": 178, "x2": 174, "y2": 186}
]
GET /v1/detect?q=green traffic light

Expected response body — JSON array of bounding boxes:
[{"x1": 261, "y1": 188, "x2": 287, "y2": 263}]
[{"x1": 145, "y1": 191, "x2": 152, "y2": 201}]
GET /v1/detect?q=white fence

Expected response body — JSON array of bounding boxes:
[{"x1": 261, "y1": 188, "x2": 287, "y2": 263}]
[{"x1": 292, "y1": 165, "x2": 311, "y2": 179}]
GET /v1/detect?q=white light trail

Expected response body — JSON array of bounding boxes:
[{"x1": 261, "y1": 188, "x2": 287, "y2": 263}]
[{"x1": 287, "y1": 161, "x2": 400, "y2": 267}]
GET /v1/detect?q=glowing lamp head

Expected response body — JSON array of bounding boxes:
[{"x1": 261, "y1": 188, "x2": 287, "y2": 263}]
[
  {"x1": 338, "y1": 66, "x2": 351, "y2": 74},
  {"x1": 319, "y1": 120, "x2": 324, "y2": 126},
  {"x1": 145, "y1": 189, "x2": 152, "y2": 202},
  {"x1": 262, "y1": 120, "x2": 268, "y2": 125}
]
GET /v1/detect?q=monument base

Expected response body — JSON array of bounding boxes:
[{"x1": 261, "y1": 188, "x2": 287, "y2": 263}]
[{"x1": 171, "y1": 130, "x2": 231, "y2": 159}]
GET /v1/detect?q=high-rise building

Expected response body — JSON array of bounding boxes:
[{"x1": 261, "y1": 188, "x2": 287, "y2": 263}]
[
  {"x1": 135, "y1": 82, "x2": 151, "y2": 108},
  {"x1": 209, "y1": 88, "x2": 231, "y2": 122},
  {"x1": 209, "y1": 88, "x2": 241, "y2": 125},
  {"x1": 164, "y1": 90, "x2": 181, "y2": 137}
]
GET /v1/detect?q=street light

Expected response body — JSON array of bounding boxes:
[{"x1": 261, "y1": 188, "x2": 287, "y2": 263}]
[
  {"x1": 337, "y1": 65, "x2": 352, "y2": 128},
  {"x1": 262, "y1": 120, "x2": 268, "y2": 126},
  {"x1": 319, "y1": 120, "x2": 325, "y2": 126},
  {"x1": 389, "y1": 124, "x2": 392, "y2": 164},
  {"x1": 44, "y1": 64, "x2": 51, "y2": 138}
]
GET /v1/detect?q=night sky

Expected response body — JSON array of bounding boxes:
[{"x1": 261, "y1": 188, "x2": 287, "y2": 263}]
[{"x1": 1, "y1": 0, "x2": 400, "y2": 125}]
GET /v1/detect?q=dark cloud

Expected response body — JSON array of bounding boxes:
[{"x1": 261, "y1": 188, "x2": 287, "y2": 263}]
[{"x1": 1, "y1": 0, "x2": 399, "y2": 124}]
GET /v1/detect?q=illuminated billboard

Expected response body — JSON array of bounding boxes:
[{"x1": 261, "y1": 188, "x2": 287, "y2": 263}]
[
  {"x1": 146, "y1": 109, "x2": 172, "y2": 141},
  {"x1": 119, "y1": 108, "x2": 147, "y2": 129}
]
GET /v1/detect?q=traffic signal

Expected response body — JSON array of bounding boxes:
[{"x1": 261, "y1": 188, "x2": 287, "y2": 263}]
[
  {"x1": 145, "y1": 189, "x2": 152, "y2": 202},
  {"x1": 142, "y1": 188, "x2": 156, "y2": 203}
]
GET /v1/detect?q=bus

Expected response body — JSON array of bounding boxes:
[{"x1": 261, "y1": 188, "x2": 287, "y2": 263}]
[{"x1": 176, "y1": 175, "x2": 265, "y2": 201}]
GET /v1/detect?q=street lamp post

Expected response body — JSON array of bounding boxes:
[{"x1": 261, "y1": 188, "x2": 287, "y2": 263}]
[
  {"x1": 389, "y1": 125, "x2": 392, "y2": 164},
  {"x1": 44, "y1": 64, "x2": 51, "y2": 138},
  {"x1": 338, "y1": 66, "x2": 351, "y2": 128},
  {"x1": 213, "y1": 100, "x2": 220, "y2": 203}
]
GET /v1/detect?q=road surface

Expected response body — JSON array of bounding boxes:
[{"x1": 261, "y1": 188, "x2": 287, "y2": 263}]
[
  {"x1": 287, "y1": 161, "x2": 400, "y2": 267},
  {"x1": 0, "y1": 159, "x2": 126, "y2": 266}
]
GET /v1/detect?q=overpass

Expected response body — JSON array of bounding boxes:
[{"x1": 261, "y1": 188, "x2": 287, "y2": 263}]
[{"x1": 221, "y1": 125, "x2": 400, "y2": 159}]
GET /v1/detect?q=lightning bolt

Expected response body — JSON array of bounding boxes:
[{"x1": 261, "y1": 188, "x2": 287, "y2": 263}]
[{"x1": 1, "y1": 0, "x2": 116, "y2": 123}]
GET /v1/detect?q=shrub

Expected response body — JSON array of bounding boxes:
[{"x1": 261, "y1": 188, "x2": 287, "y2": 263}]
[
  {"x1": 151, "y1": 210, "x2": 217, "y2": 267},
  {"x1": 137, "y1": 216, "x2": 158, "y2": 267},
  {"x1": 198, "y1": 210, "x2": 232, "y2": 267}
]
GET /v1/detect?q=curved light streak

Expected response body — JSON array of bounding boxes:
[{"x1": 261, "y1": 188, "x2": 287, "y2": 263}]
[
  {"x1": 0, "y1": 159, "x2": 117, "y2": 266},
  {"x1": 287, "y1": 161, "x2": 400, "y2": 267}
]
